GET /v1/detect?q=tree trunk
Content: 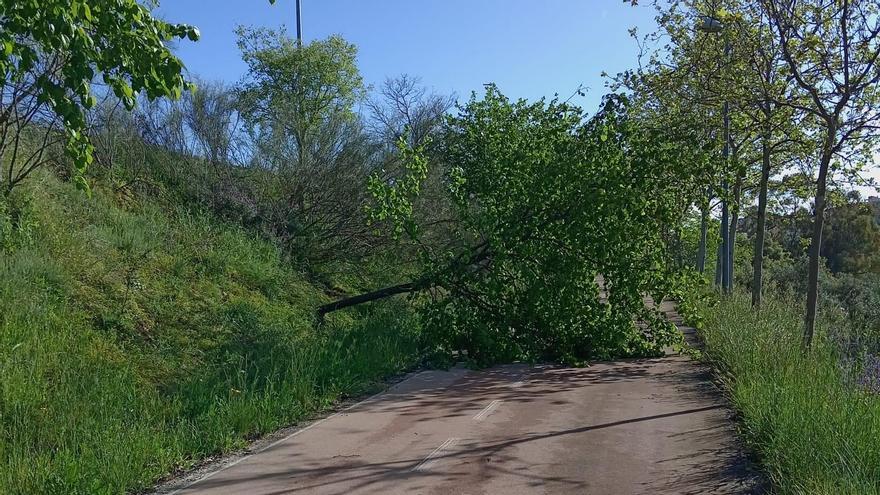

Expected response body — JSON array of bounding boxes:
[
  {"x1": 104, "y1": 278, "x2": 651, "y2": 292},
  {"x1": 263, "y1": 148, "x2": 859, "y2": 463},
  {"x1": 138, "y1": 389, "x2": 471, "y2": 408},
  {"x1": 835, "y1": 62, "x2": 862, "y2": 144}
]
[
  {"x1": 804, "y1": 129, "x2": 835, "y2": 349},
  {"x1": 752, "y1": 133, "x2": 772, "y2": 308},
  {"x1": 316, "y1": 278, "x2": 431, "y2": 320},
  {"x1": 697, "y1": 190, "x2": 709, "y2": 273},
  {"x1": 728, "y1": 168, "x2": 744, "y2": 292},
  {"x1": 674, "y1": 227, "x2": 683, "y2": 269},
  {"x1": 715, "y1": 241, "x2": 723, "y2": 287}
]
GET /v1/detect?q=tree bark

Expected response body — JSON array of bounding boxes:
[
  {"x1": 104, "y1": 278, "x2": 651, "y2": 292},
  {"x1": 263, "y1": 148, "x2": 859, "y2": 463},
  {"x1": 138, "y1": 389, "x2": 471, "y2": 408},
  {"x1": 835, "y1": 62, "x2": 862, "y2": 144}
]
[
  {"x1": 804, "y1": 128, "x2": 835, "y2": 349},
  {"x1": 674, "y1": 227, "x2": 683, "y2": 269},
  {"x1": 316, "y1": 278, "x2": 432, "y2": 320},
  {"x1": 728, "y1": 167, "x2": 744, "y2": 292},
  {"x1": 752, "y1": 132, "x2": 772, "y2": 308},
  {"x1": 697, "y1": 190, "x2": 709, "y2": 273},
  {"x1": 315, "y1": 241, "x2": 493, "y2": 322}
]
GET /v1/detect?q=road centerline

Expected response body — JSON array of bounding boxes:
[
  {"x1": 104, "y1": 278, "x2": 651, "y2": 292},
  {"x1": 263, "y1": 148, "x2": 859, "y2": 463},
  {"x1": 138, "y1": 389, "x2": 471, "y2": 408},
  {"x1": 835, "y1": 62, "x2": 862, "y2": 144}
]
[
  {"x1": 473, "y1": 399, "x2": 503, "y2": 421},
  {"x1": 411, "y1": 437, "x2": 459, "y2": 472}
]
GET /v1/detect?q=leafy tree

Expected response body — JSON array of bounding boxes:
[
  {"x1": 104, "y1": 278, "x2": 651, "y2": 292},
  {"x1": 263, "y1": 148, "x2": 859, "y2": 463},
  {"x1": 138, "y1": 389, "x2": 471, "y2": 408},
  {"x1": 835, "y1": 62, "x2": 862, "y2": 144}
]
[
  {"x1": 622, "y1": 0, "x2": 776, "y2": 285},
  {"x1": 234, "y1": 29, "x2": 378, "y2": 267},
  {"x1": 0, "y1": 0, "x2": 199, "y2": 193},
  {"x1": 821, "y1": 198, "x2": 880, "y2": 275},
  {"x1": 236, "y1": 28, "x2": 364, "y2": 169},
  {"x1": 719, "y1": 3, "x2": 813, "y2": 308},
  {"x1": 322, "y1": 88, "x2": 697, "y2": 363},
  {"x1": 633, "y1": 0, "x2": 880, "y2": 320},
  {"x1": 761, "y1": 0, "x2": 880, "y2": 347}
]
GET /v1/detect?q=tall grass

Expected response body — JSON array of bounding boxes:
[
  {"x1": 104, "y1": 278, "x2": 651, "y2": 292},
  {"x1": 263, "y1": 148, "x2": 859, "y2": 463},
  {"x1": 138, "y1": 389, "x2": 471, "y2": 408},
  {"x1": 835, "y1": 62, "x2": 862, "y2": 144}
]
[
  {"x1": 0, "y1": 175, "x2": 424, "y2": 494},
  {"x1": 700, "y1": 292, "x2": 880, "y2": 494}
]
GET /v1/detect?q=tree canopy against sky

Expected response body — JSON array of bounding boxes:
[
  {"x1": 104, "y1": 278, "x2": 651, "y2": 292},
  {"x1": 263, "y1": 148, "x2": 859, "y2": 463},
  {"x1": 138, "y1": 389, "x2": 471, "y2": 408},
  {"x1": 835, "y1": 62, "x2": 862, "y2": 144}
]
[{"x1": 0, "y1": 0, "x2": 199, "y2": 193}]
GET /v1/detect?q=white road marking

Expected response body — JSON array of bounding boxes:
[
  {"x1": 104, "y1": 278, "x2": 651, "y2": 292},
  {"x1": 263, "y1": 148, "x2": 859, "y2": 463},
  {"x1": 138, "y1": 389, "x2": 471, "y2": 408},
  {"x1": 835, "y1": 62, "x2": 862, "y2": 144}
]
[
  {"x1": 473, "y1": 400, "x2": 502, "y2": 421},
  {"x1": 411, "y1": 437, "x2": 459, "y2": 472}
]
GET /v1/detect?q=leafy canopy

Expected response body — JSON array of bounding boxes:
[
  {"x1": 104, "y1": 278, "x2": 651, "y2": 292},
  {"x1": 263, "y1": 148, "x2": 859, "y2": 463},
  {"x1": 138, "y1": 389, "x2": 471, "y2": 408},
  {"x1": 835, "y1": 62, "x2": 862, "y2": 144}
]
[
  {"x1": 236, "y1": 28, "x2": 365, "y2": 168},
  {"x1": 371, "y1": 87, "x2": 699, "y2": 364},
  {"x1": 0, "y1": 0, "x2": 199, "y2": 191}
]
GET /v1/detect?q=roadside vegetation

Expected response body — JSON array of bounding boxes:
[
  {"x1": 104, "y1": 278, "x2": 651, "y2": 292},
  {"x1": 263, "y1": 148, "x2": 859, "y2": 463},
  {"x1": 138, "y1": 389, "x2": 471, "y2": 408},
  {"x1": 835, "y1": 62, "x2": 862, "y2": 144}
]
[
  {"x1": 623, "y1": 1, "x2": 880, "y2": 492},
  {"x1": 696, "y1": 290, "x2": 880, "y2": 494},
  {"x1": 679, "y1": 213, "x2": 880, "y2": 494},
  {"x1": 0, "y1": 172, "x2": 423, "y2": 494}
]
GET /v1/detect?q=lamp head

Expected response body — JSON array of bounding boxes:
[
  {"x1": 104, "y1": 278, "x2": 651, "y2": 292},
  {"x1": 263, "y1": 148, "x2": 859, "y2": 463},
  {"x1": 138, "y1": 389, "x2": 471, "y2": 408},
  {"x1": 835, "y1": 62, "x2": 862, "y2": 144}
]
[{"x1": 697, "y1": 16, "x2": 724, "y2": 33}]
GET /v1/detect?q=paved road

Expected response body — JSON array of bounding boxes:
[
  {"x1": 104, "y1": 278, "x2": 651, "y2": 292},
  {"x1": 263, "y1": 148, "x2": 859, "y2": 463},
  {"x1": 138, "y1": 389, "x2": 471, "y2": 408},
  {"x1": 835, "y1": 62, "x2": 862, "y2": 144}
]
[{"x1": 164, "y1": 307, "x2": 765, "y2": 495}]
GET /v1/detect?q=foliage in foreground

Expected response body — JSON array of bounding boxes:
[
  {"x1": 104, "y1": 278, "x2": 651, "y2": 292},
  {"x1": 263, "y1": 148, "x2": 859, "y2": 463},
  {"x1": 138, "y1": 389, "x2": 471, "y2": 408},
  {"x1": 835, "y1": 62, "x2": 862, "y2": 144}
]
[
  {"x1": 0, "y1": 175, "x2": 423, "y2": 495},
  {"x1": 698, "y1": 291, "x2": 880, "y2": 494},
  {"x1": 0, "y1": 0, "x2": 201, "y2": 192}
]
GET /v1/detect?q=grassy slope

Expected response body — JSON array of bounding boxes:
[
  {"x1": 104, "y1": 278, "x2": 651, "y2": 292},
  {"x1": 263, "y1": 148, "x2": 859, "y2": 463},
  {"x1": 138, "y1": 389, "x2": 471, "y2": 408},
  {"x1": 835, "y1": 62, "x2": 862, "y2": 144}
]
[
  {"x1": 699, "y1": 292, "x2": 880, "y2": 494},
  {"x1": 0, "y1": 174, "x2": 423, "y2": 494}
]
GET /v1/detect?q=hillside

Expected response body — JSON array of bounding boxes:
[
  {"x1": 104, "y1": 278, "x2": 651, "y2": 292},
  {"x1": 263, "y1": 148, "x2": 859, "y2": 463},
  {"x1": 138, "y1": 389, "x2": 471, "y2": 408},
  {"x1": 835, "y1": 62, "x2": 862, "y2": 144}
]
[{"x1": 0, "y1": 172, "x2": 423, "y2": 494}]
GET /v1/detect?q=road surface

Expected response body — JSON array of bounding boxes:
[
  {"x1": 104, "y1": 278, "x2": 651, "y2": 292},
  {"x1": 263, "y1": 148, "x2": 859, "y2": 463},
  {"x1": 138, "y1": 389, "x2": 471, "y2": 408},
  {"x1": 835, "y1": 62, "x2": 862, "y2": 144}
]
[{"x1": 161, "y1": 305, "x2": 765, "y2": 495}]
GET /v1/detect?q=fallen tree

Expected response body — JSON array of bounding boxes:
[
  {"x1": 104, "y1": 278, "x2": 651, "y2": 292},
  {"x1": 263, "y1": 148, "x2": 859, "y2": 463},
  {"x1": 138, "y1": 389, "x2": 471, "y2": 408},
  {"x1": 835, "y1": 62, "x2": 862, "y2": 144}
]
[{"x1": 320, "y1": 88, "x2": 710, "y2": 363}]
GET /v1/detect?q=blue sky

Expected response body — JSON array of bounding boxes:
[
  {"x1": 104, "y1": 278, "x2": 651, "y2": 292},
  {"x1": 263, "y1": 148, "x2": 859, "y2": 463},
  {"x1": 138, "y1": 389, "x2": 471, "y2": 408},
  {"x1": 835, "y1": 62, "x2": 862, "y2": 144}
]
[
  {"x1": 154, "y1": 0, "x2": 878, "y2": 195},
  {"x1": 156, "y1": 0, "x2": 658, "y2": 113}
]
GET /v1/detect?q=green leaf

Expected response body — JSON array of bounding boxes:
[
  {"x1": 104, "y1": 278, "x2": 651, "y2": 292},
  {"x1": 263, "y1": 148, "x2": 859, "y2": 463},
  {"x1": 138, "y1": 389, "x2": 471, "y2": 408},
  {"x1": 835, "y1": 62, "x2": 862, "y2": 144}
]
[
  {"x1": 73, "y1": 175, "x2": 92, "y2": 197},
  {"x1": 0, "y1": 0, "x2": 197, "y2": 194}
]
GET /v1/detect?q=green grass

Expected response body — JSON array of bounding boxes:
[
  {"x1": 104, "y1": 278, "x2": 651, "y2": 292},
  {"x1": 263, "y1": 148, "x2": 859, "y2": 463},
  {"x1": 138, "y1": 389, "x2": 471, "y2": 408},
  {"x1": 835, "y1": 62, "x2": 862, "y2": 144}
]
[
  {"x1": 699, "y1": 291, "x2": 880, "y2": 494},
  {"x1": 0, "y1": 174, "x2": 424, "y2": 494}
]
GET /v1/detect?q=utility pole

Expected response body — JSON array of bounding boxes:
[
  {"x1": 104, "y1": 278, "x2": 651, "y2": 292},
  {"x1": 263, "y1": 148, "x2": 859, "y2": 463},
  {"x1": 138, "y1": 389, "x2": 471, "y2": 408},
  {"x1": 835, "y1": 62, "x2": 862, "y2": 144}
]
[
  {"x1": 295, "y1": 0, "x2": 302, "y2": 43},
  {"x1": 721, "y1": 38, "x2": 732, "y2": 293}
]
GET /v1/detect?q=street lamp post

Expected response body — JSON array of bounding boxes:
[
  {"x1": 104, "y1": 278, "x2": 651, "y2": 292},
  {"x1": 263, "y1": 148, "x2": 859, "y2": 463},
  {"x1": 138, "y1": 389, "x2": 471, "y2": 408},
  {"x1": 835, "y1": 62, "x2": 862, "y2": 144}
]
[
  {"x1": 295, "y1": 0, "x2": 302, "y2": 43},
  {"x1": 720, "y1": 38, "x2": 732, "y2": 294},
  {"x1": 697, "y1": 15, "x2": 732, "y2": 294}
]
